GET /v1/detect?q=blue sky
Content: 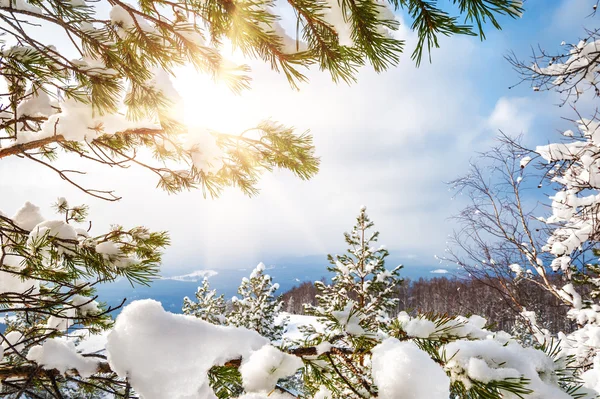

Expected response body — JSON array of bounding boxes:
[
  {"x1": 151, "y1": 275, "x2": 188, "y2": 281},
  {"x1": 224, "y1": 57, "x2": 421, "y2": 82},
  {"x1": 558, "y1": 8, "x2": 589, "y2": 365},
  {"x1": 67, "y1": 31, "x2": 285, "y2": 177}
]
[{"x1": 0, "y1": 0, "x2": 594, "y2": 275}]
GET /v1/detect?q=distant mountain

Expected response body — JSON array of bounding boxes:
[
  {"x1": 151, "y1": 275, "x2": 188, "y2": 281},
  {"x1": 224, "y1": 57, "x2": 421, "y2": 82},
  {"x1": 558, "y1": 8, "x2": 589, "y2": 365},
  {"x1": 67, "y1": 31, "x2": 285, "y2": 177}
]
[{"x1": 95, "y1": 256, "x2": 460, "y2": 316}]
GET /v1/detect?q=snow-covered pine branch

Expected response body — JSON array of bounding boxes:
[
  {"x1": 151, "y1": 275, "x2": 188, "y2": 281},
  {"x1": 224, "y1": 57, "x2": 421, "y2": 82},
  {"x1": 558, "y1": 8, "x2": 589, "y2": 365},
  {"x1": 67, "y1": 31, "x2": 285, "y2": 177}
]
[{"x1": 0, "y1": 198, "x2": 168, "y2": 397}]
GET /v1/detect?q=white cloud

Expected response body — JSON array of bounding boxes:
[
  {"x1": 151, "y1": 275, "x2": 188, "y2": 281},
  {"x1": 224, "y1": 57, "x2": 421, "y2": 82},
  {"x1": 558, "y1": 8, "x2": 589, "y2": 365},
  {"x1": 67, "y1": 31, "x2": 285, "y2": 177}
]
[
  {"x1": 430, "y1": 269, "x2": 449, "y2": 274},
  {"x1": 487, "y1": 97, "x2": 535, "y2": 135},
  {"x1": 161, "y1": 270, "x2": 219, "y2": 282}
]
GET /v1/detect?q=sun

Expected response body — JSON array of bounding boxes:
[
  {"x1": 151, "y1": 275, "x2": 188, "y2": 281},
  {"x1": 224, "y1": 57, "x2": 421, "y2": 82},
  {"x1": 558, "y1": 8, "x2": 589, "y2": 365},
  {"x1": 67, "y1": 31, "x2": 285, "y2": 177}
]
[{"x1": 174, "y1": 64, "x2": 261, "y2": 135}]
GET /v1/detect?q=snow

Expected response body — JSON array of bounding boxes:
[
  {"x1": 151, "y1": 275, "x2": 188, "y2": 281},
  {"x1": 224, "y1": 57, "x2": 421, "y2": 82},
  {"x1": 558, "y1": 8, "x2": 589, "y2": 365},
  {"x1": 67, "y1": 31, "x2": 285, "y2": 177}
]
[
  {"x1": 73, "y1": 330, "x2": 110, "y2": 354},
  {"x1": 109, "y1": 4, "x2": 154, "y2": 33},
  {"x1": 331, "y1": 301, "x2": 365, "y2": 335},
  {"x1": 16, "y1": 89, "x2": 56, "y2": 118},
  {"x1": 466, "y1": 357, "x2": 520, "y2": 383},
  {"x1": 536, "y1": 142, "x2": 587, "y2": 162},
  {"x1": 68, "y1": 0, "x2": 87, "y2": 7},
  {"x1": 38, "y1": 97, "x2": 157, "y2": 143},
  {"x1": 251, "y1": 262, "x2": 266, "y2": 277},
  {"x1": 71, "y1": 294, "x2": 101, "y2": 316},
  {"x1": 444, "y1": 339, "x2": 571, "y2": 398},
  {"x1": 313, "y1": 386, "x2": 333, "y2": 399},
  {"x1": 2, "y1": 330, "x2": 24, "y2": 354},
  {"x1": 533, "y1": 40, "x2": 600, "y2": 88},
  {"x1": 109, "y1": 5, "x2": 136, "y2": 30},
  {"x1": 322, "y1": 0, "x2": 353, "y2": 46},
  {"x1": 397, "y1": 311, "x2": 436, "y2": 338},
  {"x1": 279, "y1": 313, "x2": 325, "y2": 341},
  {"x1": 509, "y1": 263, "x2": 523, "y2": 275},
  {"x1": 106, "y1": 299, "x2": 268, "y2": 399},
  {"x1": 316, "y1": 341, "x2": 332, "y2": 355},
  {"x1": 520, "y1": 156, "x2": 532, "y2": 168},
  {"x1": 237, "y1": 393, "x2": 295, "y2": 399},
  {"x1": 372, "y1": 338, "x2": 450, "y2": 399},
  {"x1": 46, "y1": 308, "x2": 76, "y2": 332},
  {"x1": 95, "y1": 241, "x2": 120, "y2": 256},
  {"x1": 27, "y1": 337, "x2": 100, "y2": 378},
  {"x1": 12, "y1": 201, "x2": 44, "y2": 230},
  {"x1": 29, "y1": 220, "x2": 78, "y2": 242},
  {"x1": 174, "y1": 23, "x2": 205, "y2": 46},
  {"x1": 3, "y1": 89, "x2": 159, "y2": 148},
  {"x1": 182, "y1": 127, "x2": 224, "y2": 174},
  {"x1": 72, "y1": 55, "x2": 119, "y2": 77},
  {"x1": 59, "y1": 300, "x2": 595, "y2": 399},
  {"x1": 240, "y1": 344, "x2": 303, "y2": 393},
  {"x1": 581, "y1": 357, "x2": 600, "y2": 394},
  {"x1": 0, "y1": 253, "x2": 40, "y2": 295},
  {"x1": 0, "y1": 0, "x2": 42, "y2": 13},
  {"x1": 272, "y1": 21, "x2": 307, "y2": 54},
  {"x1": 561, "y1": 283, "x2": 583, "y2": 309}
]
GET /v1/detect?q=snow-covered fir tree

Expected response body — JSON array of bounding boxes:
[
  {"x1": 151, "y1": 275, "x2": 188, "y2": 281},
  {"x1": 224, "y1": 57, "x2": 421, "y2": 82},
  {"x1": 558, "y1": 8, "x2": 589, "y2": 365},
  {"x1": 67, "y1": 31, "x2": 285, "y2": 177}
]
[
  {"x1": 227, "y1": 262, "x2": 287, "y2": 341},
  {"x1": 306, "y1": 206, "x2": 402, "y2": 330},
  {"x1": 182, "y1": 277, "x2": 227, "y2": 325},
  {"x1": 300, "y1": 207, "x2": 401, "y2": 398}
]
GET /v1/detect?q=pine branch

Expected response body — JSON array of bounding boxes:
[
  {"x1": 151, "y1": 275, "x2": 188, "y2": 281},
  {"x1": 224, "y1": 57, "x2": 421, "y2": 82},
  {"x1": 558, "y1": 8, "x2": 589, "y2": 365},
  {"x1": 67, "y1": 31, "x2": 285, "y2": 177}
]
[{"x1": 0, "y1": 127, "x2": 164, "y2": 159}]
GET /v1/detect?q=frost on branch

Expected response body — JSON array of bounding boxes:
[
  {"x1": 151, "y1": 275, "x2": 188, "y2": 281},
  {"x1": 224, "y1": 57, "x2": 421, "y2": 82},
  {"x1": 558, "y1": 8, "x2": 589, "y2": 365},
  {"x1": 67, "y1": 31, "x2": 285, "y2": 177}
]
[
  {"x1": 305, "y1": 207, "x2": 402, "y2": 333},
  {"x1": 0, "y1": 0, "x2": 523, "y2": 200},
  {"x1": 444, "y1": 339, "x2": 569, "y2": 398}
]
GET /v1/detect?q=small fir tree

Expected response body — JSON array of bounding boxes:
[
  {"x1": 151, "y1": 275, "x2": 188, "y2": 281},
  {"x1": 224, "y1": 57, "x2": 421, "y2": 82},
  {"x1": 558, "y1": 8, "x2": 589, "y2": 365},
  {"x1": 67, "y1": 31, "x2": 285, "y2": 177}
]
[
  {"x1": 301, "y1": 206, "x2": 402, "y2": 398},
  {"x1": 307, "y1": 206, "x2": 403, "y2": 330},
  {"x1": 227, "y1": 262, "x2": 287, "y2": 341},
  {"x1": 182, "y1": 277, "x2": 227, "y2": 325}
]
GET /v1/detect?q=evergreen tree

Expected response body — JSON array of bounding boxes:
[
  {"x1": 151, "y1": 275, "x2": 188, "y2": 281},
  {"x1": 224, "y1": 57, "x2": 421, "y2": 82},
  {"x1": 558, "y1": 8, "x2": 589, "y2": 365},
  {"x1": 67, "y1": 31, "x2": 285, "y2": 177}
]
[
  {"x1": 301, "y1": 206, "x2": 402, "y2": 398},
  {"x1": 182, "y1": 277, "x2": 227, "y2": 325},
  {"x1": 306, "y1": 206, "x2": 402, "y2": 331},
  {"x1": 227, "y1": 262, "x2": 287, "y2": 341}
]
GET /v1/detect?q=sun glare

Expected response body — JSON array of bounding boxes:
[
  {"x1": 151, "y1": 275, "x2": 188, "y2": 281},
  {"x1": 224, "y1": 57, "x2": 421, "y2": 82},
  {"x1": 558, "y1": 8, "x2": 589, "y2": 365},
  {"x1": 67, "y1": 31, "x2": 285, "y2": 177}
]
[{"x1": 175, "y1": 65, "x2": 260, "y2": 135}]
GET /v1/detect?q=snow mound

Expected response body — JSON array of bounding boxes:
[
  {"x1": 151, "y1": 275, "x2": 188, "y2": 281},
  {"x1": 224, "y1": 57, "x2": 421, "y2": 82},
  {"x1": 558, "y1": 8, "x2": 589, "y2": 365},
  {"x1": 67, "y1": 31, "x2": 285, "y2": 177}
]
[
  {"x1": 372, "y1": 338, "x2": 450, "y2": 399},
  {"x1": 27, "y1": 337, "x2": 99, "y2": 378},
  {"x1": 106, "y1": 299, "x2": 268, "y2": 399},
  {"x1": 240, "y1": 344, "x2": 302, "y2": 393}
]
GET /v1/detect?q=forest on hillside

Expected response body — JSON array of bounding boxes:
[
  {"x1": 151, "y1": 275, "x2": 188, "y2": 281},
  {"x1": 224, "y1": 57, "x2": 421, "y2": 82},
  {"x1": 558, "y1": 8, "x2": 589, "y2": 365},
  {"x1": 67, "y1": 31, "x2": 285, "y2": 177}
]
[{"x1": 281, "y1": 275, "x2": 577, "y2": 335}]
